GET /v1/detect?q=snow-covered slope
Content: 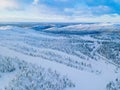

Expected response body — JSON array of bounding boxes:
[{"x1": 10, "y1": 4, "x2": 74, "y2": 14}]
[
  {"x1": 55, "y1": 23, "x2": 119, "y2": 30},
  {"x1": 0, "y1": 23, "x2": 120, "y2": 90},
  {"x1": 0, "y1": 26, "x2": 14, "y2": 30}
]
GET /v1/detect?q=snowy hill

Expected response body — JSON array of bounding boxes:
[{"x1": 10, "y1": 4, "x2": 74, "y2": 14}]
[{"x1": 0, "y1": 23, "x2": 120, "y2": 90}]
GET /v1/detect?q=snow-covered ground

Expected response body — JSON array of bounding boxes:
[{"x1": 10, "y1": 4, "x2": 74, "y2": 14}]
[{"x1": 0, "y1": 23, "x2": 120, "y2": 90}]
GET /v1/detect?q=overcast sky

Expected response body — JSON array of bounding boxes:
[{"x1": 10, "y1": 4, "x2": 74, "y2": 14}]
[{"x1": 0, "y1": 0, "x2": 120, "y2": 22}]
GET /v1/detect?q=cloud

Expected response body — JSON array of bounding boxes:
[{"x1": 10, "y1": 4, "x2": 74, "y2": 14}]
[
  {"x1": 0, "y1": 0, "x2": 120, "y2": 22},
  {"x1": 0, "y1": 0, "x2": 20, "y2": 10},
  {"x1": 33, "y1": 0, "x2": 39, "y2": 5},
  {"x1": 58, "y1": 13, "x2": 120, "y2": 23},
  {"x1": 64, "y1": 5, "x2": 112, "y2": 17}
]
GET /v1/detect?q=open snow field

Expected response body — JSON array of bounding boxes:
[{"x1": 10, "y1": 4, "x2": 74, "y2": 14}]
[{"x1": 0, "y1": 23, "x2": 120, "y2": 90}]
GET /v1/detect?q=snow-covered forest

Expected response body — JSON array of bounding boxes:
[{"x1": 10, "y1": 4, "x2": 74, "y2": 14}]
[{"x1": 0, "y1": 23, "x2": 120, "y2": 90}]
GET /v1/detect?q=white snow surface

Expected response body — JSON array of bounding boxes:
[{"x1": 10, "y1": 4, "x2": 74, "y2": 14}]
[
  {"x1": 0, "y1": 26, "x2": 14, "y2": 30},
  {"x1": 46, "y1": 22, "x2": 120, "y2": 31},
  {"x1": 0, "y1": 24, "x2": 120, "y2": 90}
]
